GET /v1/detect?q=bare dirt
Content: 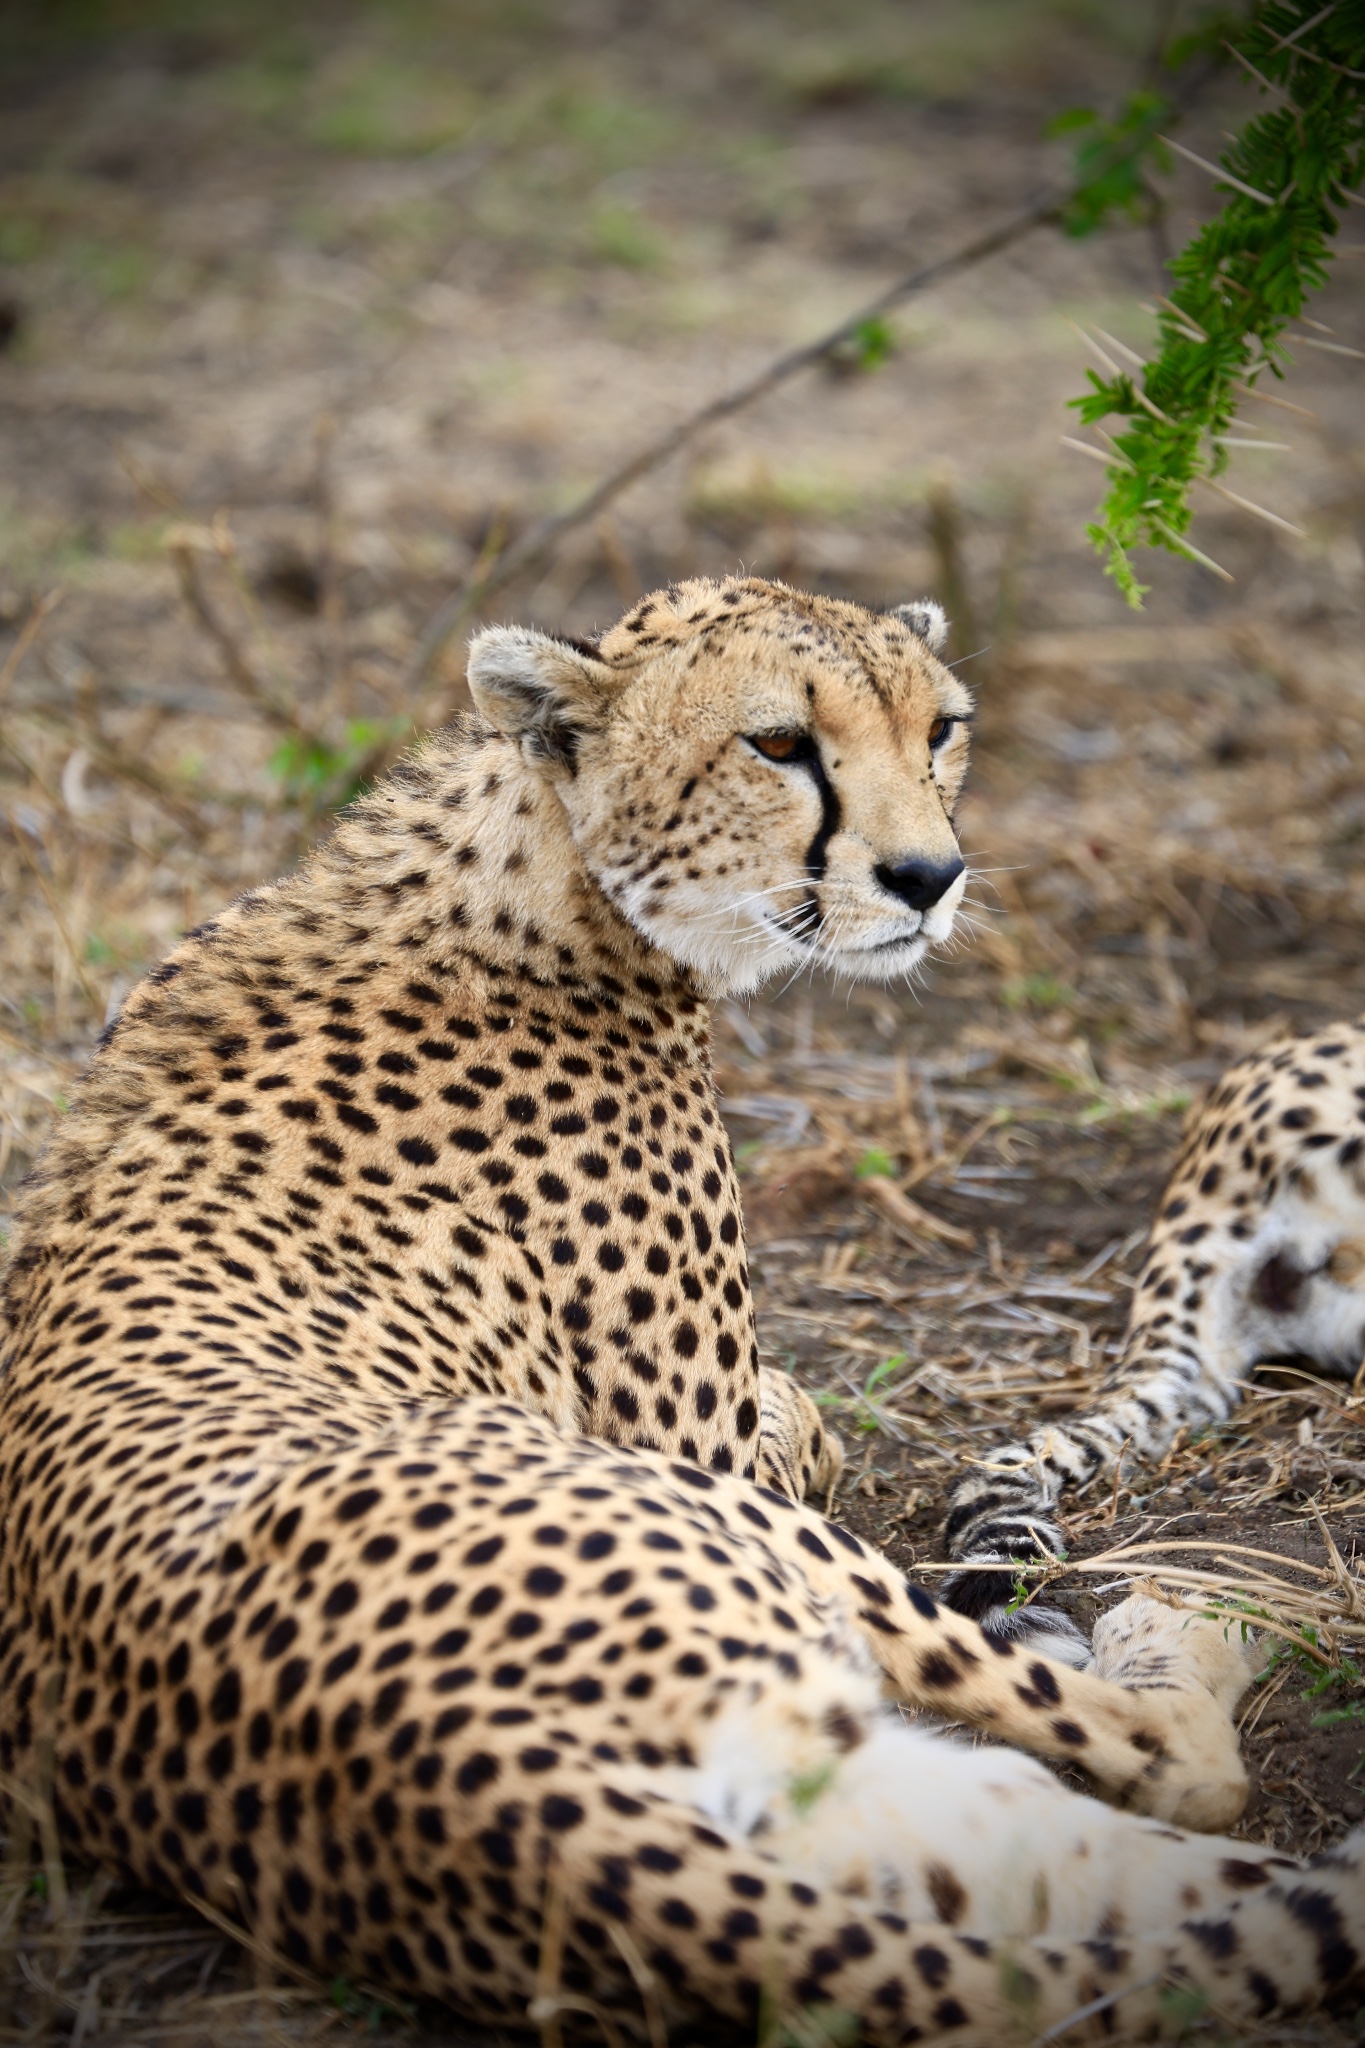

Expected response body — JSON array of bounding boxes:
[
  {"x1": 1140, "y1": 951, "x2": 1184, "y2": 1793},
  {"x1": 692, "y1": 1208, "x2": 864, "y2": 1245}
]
[{"x1": 2, "y1": 1, "x2": 1365, "y2": 2041}]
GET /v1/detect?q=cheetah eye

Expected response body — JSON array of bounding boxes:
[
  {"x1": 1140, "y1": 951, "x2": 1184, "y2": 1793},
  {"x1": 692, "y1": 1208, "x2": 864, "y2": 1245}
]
[
  {"x1": 927, "y1": 717, "x2": 955, "y2": 751},
  {"x1": 748, "y1": 731, "x2": 814, "y2": 764}
]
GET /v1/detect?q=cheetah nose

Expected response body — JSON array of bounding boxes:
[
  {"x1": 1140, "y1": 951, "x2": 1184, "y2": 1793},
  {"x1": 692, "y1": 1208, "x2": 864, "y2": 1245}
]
[{"x1": 874, "y1": 855, "x2": 965, "y2": 912}]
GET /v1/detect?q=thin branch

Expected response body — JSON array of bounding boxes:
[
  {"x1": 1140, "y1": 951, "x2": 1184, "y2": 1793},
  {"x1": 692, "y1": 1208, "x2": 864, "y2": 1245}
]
[
  {"x1": 394, "y1": 191, "x2": 1066, "y2": 707},
  {"x1": 346, "y1": 56, "x2": 1220, "y2": 774},
  {"x1": 163, "y1": 527, "x2": 298, "y2": 733}
]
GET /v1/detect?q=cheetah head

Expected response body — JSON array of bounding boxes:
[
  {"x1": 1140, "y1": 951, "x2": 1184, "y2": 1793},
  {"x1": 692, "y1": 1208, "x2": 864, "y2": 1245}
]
[{"x1": 466, "y1": 576, "x2": 973, "y2": 995}]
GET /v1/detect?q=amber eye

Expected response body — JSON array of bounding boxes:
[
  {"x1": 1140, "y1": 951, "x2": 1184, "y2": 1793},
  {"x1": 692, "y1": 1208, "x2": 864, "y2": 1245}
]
[
  {"x1": 928, "y1": 717, "x2": 955, "y2": 750},
  {"x1": 751, "y1": 732, "x2": 803, "y2": 761}
]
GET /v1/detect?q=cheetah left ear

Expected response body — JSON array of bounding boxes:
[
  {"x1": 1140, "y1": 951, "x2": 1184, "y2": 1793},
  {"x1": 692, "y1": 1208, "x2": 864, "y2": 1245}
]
[
  {"x1": 890, "y1": 600, "x2": 949, "y2": 655},
  {"x1": 466, "y1": 625, "x2": 619, "y2": 772}
]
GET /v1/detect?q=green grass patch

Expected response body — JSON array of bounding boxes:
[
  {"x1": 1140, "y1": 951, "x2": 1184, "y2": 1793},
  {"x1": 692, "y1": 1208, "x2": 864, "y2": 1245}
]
[{"x1": 589, "y1": 200, "x2": 667, "y2": 271}]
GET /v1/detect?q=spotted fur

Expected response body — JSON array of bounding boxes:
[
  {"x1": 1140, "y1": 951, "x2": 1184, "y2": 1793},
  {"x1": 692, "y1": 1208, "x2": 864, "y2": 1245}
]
[
  {"x1": 943, "y1": 1021, "x2": 1365, "y2": 1665},
  {"x1": 2, "y1": 583, "x2": 1360, "y2": 2038}
]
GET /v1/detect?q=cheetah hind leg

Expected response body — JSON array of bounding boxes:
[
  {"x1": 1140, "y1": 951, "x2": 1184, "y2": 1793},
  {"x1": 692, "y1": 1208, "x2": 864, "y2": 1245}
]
[
  {"x1": 757, "y1": 1365, "x2": 844, "y2": 1502},
  {"x1": 550, "y1": 1659, "x2": 1359, "y2": 2045}
]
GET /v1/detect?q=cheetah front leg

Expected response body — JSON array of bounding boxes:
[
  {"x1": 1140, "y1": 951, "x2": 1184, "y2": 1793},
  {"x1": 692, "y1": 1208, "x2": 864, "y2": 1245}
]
[
  {"x1": 749, "y1": 1372, "x2": 1252, "y2": 1822},
  {"x1": 941, "y1": 1037, "x2": 1365, "y2": 1658},
  {"x1": 742, "y1": 1491, "x2": 1252, "y2": 1829}
]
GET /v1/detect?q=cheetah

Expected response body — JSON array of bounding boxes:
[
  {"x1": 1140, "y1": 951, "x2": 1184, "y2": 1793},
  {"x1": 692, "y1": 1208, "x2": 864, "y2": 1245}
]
[
  {"x1": 943, "y1": 1021, "x2": 1365, "y2": 1663},
  {"x1": 2, "y1": 578, "x2": 1361, "y2": 2040}
]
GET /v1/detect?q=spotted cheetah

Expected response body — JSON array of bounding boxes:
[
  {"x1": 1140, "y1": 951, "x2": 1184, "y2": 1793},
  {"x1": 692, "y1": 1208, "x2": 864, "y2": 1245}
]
[
  {"x1": 943, "y1": 1021, "x2": 1365, "y2": 1663},
  {"x1": 2, "y1": 579, "x2": 1361, "y2": 2040}
]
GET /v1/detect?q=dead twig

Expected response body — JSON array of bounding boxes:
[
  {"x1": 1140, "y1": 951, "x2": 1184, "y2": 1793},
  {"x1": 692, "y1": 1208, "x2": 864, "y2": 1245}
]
[
  {"x1": 164, "y1": 525, "x2": 298, "y2": 734},
  {"x1": 0, "y1": 589, "x2": 64, "y2": 712},
  {"x1": 862, "y1": 1174, "x2": 977, "y2": 1251}
]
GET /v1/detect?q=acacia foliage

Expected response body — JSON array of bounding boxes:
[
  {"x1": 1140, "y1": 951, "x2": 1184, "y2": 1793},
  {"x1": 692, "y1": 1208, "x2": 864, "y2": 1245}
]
[{"x1": 1072, "y1": 1, "x2": 1365, "y2": 606}]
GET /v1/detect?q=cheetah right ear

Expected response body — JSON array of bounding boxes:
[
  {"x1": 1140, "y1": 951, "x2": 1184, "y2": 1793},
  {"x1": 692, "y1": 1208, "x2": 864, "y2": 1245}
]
[
  {"x1": 890, "y1": 600, "x2": 949, "y2": 655},
  {"x1": 466, "y1": 625, "x2": 619, "y2": 772}
]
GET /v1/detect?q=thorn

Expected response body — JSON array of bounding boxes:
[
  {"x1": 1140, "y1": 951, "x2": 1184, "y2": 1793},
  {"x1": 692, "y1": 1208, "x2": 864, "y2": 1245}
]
[
  {"x1": 1151, "y1": 516, "x2": 1235, "y2": 583},
  {"x1": 1152, "y1": 293, "x2": 1208, "y2": 342},
  {"x1": 1157, "y1": 134, "x2": 1276, "y2": 207},
  {"x1": 1285, "y1": 332, "x2": 1365, "y2": 360},
  {"x1": 1221, "y1": 39, "x2": 1298, "y2": 111},
  {"x1": 1268, "y1": 1, "x2": 1337, "y2": 53},
  {"x1": 1066, "y1": 323, "x2": 1170, "y2": 423},
  {"x1": 1059, "y1": 435, "x2": 1133, "y2": 471},
  {"x1": 1233, "y1": 381, "x2": 1317, "y2": 419},
  {"x1": 1091, "y1": 325, "x2": 1146, "y2": 370},
  {"x1": 1210, "y1": 435, "x2": 1292, "y2": 450},
  {"x1": 1067, "y1": 319, "x2": 1123, "y2": 379},
  {"x1": 1195, "y1": 474, "x2": 1307, "y2": 537}
]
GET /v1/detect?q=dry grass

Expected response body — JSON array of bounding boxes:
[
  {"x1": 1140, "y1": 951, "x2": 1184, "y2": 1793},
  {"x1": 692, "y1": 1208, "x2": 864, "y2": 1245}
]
[{"x1": 2, "y1": 1, "x2": 1365, "y2": 2040}]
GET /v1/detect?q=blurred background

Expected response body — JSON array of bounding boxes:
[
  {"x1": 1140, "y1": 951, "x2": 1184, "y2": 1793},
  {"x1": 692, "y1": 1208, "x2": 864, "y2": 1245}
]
[{"x1": 2, "y1": 2, "x2": 1365, "y2": 2036}]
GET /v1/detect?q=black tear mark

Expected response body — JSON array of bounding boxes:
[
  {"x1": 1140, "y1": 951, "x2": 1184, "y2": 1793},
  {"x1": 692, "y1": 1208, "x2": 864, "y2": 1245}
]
[
  {"x1": 788, "y1": 741, "x2": 842, "y2": 941},
  {"x1": 803, "y1": 744, "x2": 841, "y2": 883}
]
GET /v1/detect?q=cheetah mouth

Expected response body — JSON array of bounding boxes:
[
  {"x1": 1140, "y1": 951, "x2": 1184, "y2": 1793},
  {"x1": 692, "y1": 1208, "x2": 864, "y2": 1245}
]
[
  {"x1": 757, "y1": 909, "x2": 928, "y2": 962},
  {"x1": 853, "y1": 931, "x2": 926, "y2": 955}
]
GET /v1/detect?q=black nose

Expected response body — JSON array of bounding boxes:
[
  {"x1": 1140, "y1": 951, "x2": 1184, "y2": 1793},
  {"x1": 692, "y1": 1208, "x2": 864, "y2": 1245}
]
[{"x1": 874, "y1": 856, "x2": 965, "y2": 912}]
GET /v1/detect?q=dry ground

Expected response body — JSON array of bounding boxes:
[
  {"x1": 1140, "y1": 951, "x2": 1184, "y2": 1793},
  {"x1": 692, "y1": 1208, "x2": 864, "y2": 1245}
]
[{"x1": 2, "y1": 1, "x2": 1365, "y2": 2040}]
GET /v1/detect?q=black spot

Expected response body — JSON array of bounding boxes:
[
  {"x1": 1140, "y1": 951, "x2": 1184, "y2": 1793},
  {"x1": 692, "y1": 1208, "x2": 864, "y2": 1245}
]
[
  {"x1": 1184, "y1": 1918, "x2": 1238, "y2": 1960},
  {"x1": 541, "y1": 1795, "x2": 585, "y2": 1832},
  {"x1": 455, "y1": 1753, "x2": 499, "y2": 1794},
  {"x1": 336, "y1": 1490, "x2": 381, "y2": 1523},
  {"x1": 913, "y1": 1944, "x2": 950, "y2": 1989},
  {"x1": 1026, "y1": 1660, "x2": 1061, "y2": 1705}
]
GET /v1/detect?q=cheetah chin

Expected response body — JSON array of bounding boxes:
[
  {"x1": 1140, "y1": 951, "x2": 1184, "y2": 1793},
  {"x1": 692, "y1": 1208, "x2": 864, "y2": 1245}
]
[{"x1": 3, "y1": 579, "x2": 1362, "y2": 2043}]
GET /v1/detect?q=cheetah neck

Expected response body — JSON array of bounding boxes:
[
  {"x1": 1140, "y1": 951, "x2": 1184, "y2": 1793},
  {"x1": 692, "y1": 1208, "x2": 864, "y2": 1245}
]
[
  {"x1": 313, "y1": 719, "x2": 704, "y2": 1008},
  {"x1": 2, "y1": 719, "x2": 719, "y2": 1305}
]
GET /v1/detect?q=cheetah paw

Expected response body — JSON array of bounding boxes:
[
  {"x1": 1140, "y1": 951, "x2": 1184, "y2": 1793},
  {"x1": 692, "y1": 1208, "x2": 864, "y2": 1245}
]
[{"x1": 1090, "y1": 1592, "x2": 1257, "y2": 1831}]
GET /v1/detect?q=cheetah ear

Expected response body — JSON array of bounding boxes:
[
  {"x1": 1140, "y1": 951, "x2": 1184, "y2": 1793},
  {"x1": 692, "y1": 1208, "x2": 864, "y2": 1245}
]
[
  {"x1": 466, "y1": 626, "x2": 617, "y2": 771},
  {"x1": 890, "y1": 600, "x2": 949, "y2": 655}
]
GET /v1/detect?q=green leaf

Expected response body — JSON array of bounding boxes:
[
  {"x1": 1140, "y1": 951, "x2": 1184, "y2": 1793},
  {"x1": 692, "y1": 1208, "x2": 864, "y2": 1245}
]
[
  {"x1": 849, "y1": 315, "x2": 894, "y2": 369},
  {"x1": 787, "y1": 1760, "x2": 836, "y2": 1816},
  {"x1": 1311, "y1": 1703, "x2": 1365, "y2": 1729},
  {"x1": 1046, "y1": 106, "x2": 1098, "y2": 137},
  {"x1": 863, "y1": 1353, "x2": 908, "y2": 1396},
  {"x1": 1067, "y1": 2, "x2": 1365, "y2": 602}
]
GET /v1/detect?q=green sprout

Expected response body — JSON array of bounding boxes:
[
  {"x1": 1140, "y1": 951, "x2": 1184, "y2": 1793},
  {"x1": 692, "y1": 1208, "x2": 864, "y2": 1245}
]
[{"x1": 787, "y1": 1760, "x2": 837, "y2": 1816}]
